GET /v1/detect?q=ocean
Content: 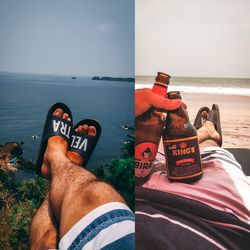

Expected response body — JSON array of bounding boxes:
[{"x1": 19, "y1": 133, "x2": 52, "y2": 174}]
[
  {"x1": 1, "y1": 73, "x2": 250, "y2": 176},
  {"x1": 0, "y1": 72, "x2": 134, "y2": 171},
  {"x1": 136, "y1": 76, "x2": 250, "y2": 96}
]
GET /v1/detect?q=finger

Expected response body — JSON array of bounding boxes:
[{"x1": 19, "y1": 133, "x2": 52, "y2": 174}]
[
  {"x1": 147, "y1": 92, "x2": 182, "y2": 111},
  {"x1": 182, "y1": 102, "x2": 187, "y2": 109},
  {"x1": 135, "y1": 88, "x2": 151, "y2": 92}
]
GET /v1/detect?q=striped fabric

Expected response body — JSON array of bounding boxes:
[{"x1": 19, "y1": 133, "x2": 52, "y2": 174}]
[
  {"x1": 145, "y1": 147, "x2": 250, "y2": 224},
  {"x1": 136, "y1": 188, "x2": 250, "y2": 250},
  {"x1": 136, "y1": 147, "x2": 250, "y2": 249},
  {"x1": 59, "y1": 202, "x2": 135, "y2": 250}
]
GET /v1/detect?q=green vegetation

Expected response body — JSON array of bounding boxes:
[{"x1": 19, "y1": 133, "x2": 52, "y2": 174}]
[
  {"x1": 0, "y1": 131, "x2": 134, "y2": 249},
  {"x1": 93, "y1": 157, "x2": 134, "y2": 210},
  {"x1": 0, "y1": 171, "x2": 48, "y2": 249}
]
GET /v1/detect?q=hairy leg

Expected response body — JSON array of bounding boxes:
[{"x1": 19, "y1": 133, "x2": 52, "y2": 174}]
[
  {"x1": 29, "y1": 109, "x2": 123, "y2": 247},
  {"x1": 29, "y1": 194, "x2": 58, "y2": 250},
  {"x1": 29, "y1": 108, "x2": 73, "y2": 249},
  {"x1": 39, "y1": 109, "x2": 125, "y2": 238},
  {"x1": 48, "y1": 149, "x2": 125, "y2": 238}
]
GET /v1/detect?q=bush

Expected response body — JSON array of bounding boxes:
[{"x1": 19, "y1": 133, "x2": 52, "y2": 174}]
[
  {"x1": 0, "y1": 129, "x2": 135, "y2": 249},
  {"x1": 93, "y1": 157, "x2": 134, "y2": 210},
  {"x1": 0, "y1": 170, "x2": 48, "y2": 249}
]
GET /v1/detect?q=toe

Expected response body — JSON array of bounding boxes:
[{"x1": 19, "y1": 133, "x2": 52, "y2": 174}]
[
  {"x1": 62, "y1": 113, "x2": 69, "y2": 120},
  {"x1": 78, "y1": 125, "x2": 84, "y2": 134},
  {"x1": 53, "y1": 108, "x2": 63, "y2": 117},
  {"x1": 82, "y1": 125, "x2": 88, "y2": 134},
  {"x1": 88, "y1": 126, "x2": 97, "y2": 136}
]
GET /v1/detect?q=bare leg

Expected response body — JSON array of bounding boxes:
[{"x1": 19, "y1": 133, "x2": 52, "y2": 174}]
[
  {"x1": 29, "y1": 194, "x2": 58, "y2": 250},
  {"x1": 41, "y1": 109, "x2": 125, "y2": 238},
  {"x1": 30, "y1": 110, "x2": 73, "y2": 249},
  {"x1": 197, "y1": 119, "x2": 220, "y2": 149},
  {"x1": 48, "y1": 148, "x2": 125, "y2": 238},
  {"x1": 30, "y1": 109, "x2": 124, "y2": 247}
]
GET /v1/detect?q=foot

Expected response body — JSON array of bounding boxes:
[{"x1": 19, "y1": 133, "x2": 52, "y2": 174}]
[
  {"x1": 197, "y1": 111, "x2": 221, "y2": 145},
  {"x1": 41, "y1": 109, "x2": 71, "y2": 178},
  {"x1": 67, "y1": 125, "x2": 97, "y2": 166}
]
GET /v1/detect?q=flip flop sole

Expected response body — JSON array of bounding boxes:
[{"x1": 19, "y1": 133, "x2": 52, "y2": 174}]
[
  {"x1": 212, "y1": 104, "x2": 222, "y2": 147},
  {"x1": 68, "y1": 119, "x2": 102, "y2": 167},
  {"x1": 36, "y1": 102, "x2": 73, "y2": 176}
]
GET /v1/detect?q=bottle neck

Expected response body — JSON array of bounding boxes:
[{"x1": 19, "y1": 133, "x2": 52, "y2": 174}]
[
  {"x1": 168, "y1": 104, "x2": 189, "y2": 119},
  {"x1": 152, "y1": 81, "x2": 168, "y2": 96}
]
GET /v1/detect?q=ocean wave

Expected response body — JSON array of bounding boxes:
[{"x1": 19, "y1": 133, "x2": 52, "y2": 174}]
[{"x1": 135, "y1": 83, "x2": 250, "y2": 96}]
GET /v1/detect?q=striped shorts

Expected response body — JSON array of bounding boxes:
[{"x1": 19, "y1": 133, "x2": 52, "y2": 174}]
[{"x1": 59, "y1": 202, "x2": 135, "y2": 250}]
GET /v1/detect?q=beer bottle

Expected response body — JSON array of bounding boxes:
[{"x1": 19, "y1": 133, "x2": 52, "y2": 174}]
[
  {"x1": 135, "y1": 72, "x2": 170, "y2": 186},
  {"x1": 163, "y1": 91, "x2": 203, "y2": 183}
]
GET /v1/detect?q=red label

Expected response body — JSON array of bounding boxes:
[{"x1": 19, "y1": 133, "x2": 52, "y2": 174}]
[
  {"x1": 135, "y1": 142, "x2": 157, "y2": 178},
  {"x1": 164, "y1": 136, "x2": 202, "y2": 179}
]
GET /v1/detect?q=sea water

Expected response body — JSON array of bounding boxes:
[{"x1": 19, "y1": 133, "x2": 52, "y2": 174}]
[
  {"x1": 136, "y1": 76, "x2": 250, "y2": 96},
  {"x1": 1, "y1": 73, "x2": 249, "y2": 173},
  {"x1": 0, "y1": 72, "x2": 134, "y2": 170}
]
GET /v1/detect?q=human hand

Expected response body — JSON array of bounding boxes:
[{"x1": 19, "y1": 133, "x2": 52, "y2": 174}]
[{"x1": 135, "y1": 88, "x2": 182, "y2": 117}]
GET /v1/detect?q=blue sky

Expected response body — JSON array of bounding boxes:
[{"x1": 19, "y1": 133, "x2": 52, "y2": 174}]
[{"x1": 0, "y1": 0, "x2": 134, "y2": 77}]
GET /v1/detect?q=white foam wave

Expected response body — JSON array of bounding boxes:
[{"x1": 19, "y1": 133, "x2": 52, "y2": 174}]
[{"x1": 135, "y1": 83, "x2": 250, "y2": 96}]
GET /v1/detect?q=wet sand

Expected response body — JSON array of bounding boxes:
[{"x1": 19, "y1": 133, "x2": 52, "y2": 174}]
[{"x1": 182, "y1": 93, "x2": 250, "y2": 148}]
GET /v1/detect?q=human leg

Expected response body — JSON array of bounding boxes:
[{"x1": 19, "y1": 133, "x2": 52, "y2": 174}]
[
  {"x1": 40, "y1": 109, "x2": 129, "y2": 239},
  {"x1": 29, "y1": 194, "x2": 58, "y2": 250},
  {"x1": 29, "y1": 142, "x2": 88, "y2": 250},
  {"x1": 29, "y1": 124, "x2": 100, "y2": 249},
  {"x1": 197, "y1": 120, "x2": 220, "y2": 148},
  {"x1": 30, "y1": 108, "x2": 132, "y2": 249}
]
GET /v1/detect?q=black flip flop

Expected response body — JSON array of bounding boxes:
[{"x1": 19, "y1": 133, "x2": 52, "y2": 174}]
[
  {"x1": 207, "y1": 104, "x2": 223, "y2": 147},
  {"x1": 68, "y1": 119, "x2": 102, "y2": 167},
  {"x1": 193, "y1": 106, "x2": 210, "y2": 130},
  {"x1": 36, "y1": 102, "x2": 73, "y2": 175}
]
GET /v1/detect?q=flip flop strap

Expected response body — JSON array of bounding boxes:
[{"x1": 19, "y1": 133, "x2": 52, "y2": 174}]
[
  {"x1": 47, "y1": 116, "x2": 72, "y2": 142},
  {"x1": 69, "y1": 132, "x2": 97, "y2": 161},
  {"x1": 207, "y1": 110, "x2": 218, "y2": 126}
]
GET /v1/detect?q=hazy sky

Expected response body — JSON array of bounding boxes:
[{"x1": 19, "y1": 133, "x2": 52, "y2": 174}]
[
  {"x1": 0, "y1": 0, "x2": 134, "y2": 76},
  {"x1": 136, "y1": 0, "x2": 250, "y2": 78}
]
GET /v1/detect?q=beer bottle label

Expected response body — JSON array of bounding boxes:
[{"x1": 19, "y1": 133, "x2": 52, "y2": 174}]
[
  {"x1": 163, "y1": 136, "x2": 202, "y2": 180},
  {"x1": 135, "y1": 142, "x2": 158, "y2": 178}
]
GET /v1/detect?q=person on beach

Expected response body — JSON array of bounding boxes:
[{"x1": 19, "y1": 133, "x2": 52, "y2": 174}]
[
  {"x1": 135, "y1": 88, "x2": 250, "y2": 250},
  {"x1": 29, "y1": 103, "x2": 135, "y2": 250}
]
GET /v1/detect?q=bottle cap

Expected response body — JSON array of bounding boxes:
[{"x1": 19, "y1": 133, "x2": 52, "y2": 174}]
[
  {"x1": 167, "y1": 91, "x2": 182, "y2": 100},
  {"x1": 155, "y1": 72, "x2": 171, "y2": 84}
]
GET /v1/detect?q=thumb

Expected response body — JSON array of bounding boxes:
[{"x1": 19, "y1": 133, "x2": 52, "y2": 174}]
[{"x1": 148, "y1": 92, "x2": 182, "y2": 111}]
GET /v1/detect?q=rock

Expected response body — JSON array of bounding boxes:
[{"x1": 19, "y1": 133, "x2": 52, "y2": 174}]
[
  {"x1": 92, "y1": 76, "x2": 100, "y2": 80},
  {"x1": 0, "y1": 142, "x2": 35, "y2": 173},
  {"x1": 92, "y1": 76, "x2": 134, "y2": 82}
]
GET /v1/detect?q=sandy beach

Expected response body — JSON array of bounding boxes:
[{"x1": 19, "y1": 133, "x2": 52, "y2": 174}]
[
  {"x1": 182, "y1": 93, "x2": 250, "y2": 149},
  {"x1": 136, "y1": 77, "x2": 250, "y2": 149}
]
